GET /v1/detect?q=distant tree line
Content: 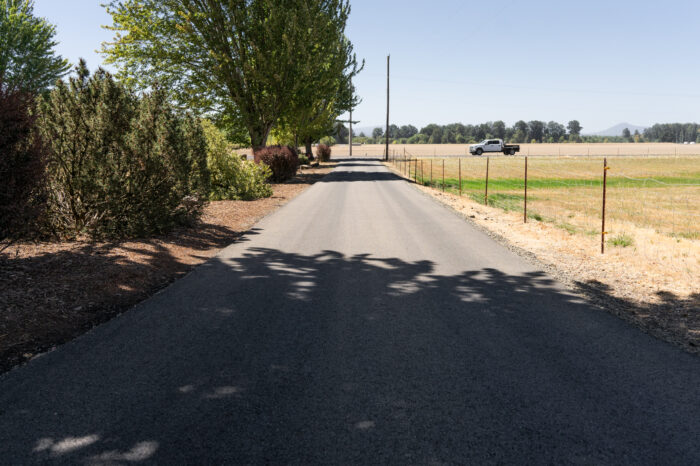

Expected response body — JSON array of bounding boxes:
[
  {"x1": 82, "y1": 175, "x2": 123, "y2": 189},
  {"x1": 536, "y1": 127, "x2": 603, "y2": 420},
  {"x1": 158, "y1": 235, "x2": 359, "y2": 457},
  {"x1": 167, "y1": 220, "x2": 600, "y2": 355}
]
[
  {"x1": 326, "y1": 120, "x2": 700, "y2": 145},
  {"x1": 642, "y1": 123, "x2": 700, "y2": 143},
  {"x1": 335, "y1": 120, "x2": 584, "y2": 145}
]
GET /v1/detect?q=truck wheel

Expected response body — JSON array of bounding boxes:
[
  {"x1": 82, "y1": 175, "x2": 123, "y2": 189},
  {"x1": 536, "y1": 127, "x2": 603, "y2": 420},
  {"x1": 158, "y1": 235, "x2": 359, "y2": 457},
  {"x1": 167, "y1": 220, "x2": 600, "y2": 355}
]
[
  {"x1": 508, "y1": 149, "x2": 515, "y2": 155},
  {"x1": 475, "y1": 148, "x2": 483, "y2": 156}
]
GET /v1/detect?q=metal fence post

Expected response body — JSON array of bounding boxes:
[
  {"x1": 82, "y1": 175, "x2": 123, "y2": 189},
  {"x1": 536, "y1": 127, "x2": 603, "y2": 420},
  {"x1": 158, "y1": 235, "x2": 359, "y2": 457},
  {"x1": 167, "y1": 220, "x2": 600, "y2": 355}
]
[
  {"x1": 524, "y1": 156, "x2": 528, "y2": 223},
  {"x1": 601, "y1": 157, "x2": 609, "y2": 253},
  {"x1": 442, "y1": 159, "x2": 445, "y2": 192},
  {"x1": 430, "y1": 159, "x2": 433, "y2": 186},
  {"x1": 484, "y1": 156, "x2": 490, "y2": 205},
  {"x1": 458, "y1": 158, "x2": 462, "y2": 196}
]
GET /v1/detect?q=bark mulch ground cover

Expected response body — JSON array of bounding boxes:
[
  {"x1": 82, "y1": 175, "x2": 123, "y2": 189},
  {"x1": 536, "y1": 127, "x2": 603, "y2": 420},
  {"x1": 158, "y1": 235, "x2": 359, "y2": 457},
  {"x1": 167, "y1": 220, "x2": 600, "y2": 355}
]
[{"x1": 0, "y1": 163, "x2": 337, "y2": 374}]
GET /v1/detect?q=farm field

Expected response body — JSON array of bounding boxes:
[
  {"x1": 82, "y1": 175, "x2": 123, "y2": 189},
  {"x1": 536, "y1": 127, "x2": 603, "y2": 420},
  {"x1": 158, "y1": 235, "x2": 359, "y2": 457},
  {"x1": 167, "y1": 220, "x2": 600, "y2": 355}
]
[
  {"x1": 330, "y1": 143, "x2": 700, "y2": 158},
  {"x1": 394, "y1": 155, "x2": 700, "y2": 241}
]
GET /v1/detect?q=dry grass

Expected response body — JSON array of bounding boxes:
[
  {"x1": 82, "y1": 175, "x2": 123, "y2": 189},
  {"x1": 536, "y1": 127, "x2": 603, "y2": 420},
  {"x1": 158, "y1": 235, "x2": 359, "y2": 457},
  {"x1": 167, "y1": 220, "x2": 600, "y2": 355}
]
[{"x1": 398, "y1": 155, "x2": 700, "y2": 241}]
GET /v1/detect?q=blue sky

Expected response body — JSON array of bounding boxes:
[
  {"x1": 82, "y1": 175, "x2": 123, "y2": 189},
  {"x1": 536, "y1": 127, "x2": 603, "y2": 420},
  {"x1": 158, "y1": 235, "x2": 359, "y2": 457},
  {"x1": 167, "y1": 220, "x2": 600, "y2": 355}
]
[{"x1": 34, "y1": 0, "x2": 700, "y2": 133}]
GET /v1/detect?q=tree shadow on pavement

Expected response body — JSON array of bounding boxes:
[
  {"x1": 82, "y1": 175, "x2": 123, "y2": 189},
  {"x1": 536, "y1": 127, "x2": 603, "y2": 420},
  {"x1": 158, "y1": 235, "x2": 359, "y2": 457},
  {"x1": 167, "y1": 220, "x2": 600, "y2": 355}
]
[
  {"x1": 319, "y1": 170, "x2": 405, "y2": 183},
  {"x1": 2, "y1": 247, "x2": 699, "y2": 464},
  {"x1": 573, "y1": 279, "x2": 700, "y2": 352}
]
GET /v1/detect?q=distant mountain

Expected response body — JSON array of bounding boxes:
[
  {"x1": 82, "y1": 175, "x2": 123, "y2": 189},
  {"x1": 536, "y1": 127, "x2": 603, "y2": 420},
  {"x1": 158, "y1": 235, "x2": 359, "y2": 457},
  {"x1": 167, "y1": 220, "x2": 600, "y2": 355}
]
[{"x1": 589, "y1": 123, "x2": 648, "y2": 137}]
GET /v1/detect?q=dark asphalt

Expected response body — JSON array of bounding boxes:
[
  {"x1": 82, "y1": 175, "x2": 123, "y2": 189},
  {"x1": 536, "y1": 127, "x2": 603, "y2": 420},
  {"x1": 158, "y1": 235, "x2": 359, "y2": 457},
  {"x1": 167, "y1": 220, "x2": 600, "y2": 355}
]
[{"x1": 1, "y1": 159, "x2": 699, "y2": 465}]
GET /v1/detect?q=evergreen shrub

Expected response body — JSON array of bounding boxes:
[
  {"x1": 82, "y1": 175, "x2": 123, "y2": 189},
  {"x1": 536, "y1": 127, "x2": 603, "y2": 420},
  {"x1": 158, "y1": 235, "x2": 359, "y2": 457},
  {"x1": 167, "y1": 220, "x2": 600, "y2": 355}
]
[{"x1": 36, "y1": 62, "x2": 209, "y2": 239}]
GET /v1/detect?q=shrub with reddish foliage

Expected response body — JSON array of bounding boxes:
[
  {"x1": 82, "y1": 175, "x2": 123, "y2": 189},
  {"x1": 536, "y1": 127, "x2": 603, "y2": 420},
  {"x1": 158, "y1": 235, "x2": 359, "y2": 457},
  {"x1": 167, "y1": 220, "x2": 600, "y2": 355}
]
[
  {"x1": 0, "y1": 84, "x2": 46, "y2": 240},
  {"x1": 254, "y1": 145, "x2": 299, "y2": 182},
  {"x1": 316, "y1": 144, "x2": 332, "y2": 162}
]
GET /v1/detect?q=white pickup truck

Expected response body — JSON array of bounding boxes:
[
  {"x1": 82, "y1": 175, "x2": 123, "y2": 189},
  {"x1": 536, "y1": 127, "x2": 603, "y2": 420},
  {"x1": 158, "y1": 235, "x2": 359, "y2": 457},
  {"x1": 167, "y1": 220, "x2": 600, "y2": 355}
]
[{"x1": 469, "y1": 139, "x2": 520, "y2": 156}]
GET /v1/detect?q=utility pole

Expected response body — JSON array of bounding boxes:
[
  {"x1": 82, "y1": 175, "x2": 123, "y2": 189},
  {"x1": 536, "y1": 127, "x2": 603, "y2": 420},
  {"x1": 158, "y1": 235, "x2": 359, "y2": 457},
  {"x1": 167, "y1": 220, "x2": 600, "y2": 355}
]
[
  {"x1": 336, "y1": 109, "x2": 359, "y2": 157},
  {"x1": 349, "y1": 109, "x2": 353, "y2": 157},
  {"x1": 385, "y1": 54, "x2": 390, "y2": 161}
]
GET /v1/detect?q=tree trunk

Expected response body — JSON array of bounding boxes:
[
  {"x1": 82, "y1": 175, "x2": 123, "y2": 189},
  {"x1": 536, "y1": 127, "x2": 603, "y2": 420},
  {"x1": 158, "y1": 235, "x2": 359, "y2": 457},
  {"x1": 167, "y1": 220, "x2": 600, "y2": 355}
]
[
  {"x1": 305, "y1": 138, "x2": 313, "y2": 159},
  {"x1": 250, "y1": 124, "x2": 272, "y2": 157}
]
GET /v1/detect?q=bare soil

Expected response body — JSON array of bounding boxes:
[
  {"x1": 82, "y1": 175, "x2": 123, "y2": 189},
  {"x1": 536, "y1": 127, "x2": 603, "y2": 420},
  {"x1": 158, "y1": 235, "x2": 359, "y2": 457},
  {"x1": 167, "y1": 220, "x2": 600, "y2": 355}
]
[
  {"x1": 386, "y1": 163, "x2": 700, "y2": 353},
  {"x1": 0, "y1": 163, "x2": 336, "y2": 374}
]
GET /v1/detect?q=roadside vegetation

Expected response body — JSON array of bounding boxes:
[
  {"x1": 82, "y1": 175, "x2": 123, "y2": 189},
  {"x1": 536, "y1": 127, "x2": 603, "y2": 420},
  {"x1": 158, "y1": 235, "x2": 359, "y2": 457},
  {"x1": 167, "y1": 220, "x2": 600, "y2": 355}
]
[
  {"x1": 204, "y1": 120, "x2": 272, "y2": 201},
  {"x1": 1, "y1": 0, "x2": 360, "y2": 244},
  {"x1": 0, "y1": 0, "x2": 356, "y2": 371}
]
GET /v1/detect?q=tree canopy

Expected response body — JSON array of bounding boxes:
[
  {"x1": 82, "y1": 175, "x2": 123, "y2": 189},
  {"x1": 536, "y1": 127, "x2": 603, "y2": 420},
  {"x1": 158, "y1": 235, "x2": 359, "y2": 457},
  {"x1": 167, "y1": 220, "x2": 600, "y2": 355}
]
[
  {"x1": 0, "y1": 0, "x2": 70, "y2": 93},
  {"x1": 102, "y1": 0, "x2": 361, "y2": 149}
]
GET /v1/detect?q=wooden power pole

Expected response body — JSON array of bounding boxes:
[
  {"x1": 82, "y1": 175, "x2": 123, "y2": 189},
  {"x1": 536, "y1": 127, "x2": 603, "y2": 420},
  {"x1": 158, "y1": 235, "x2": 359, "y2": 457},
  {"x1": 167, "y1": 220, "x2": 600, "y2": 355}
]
[
  {"x1": 336, "y1": 109, "x2": 359, "y2": 157},
  {"x1": 349, "y1": 109, "x2": 353, "y2": 157},
  {"x1": 385, "y1": 54, "x2": 390, "y2": 161}
]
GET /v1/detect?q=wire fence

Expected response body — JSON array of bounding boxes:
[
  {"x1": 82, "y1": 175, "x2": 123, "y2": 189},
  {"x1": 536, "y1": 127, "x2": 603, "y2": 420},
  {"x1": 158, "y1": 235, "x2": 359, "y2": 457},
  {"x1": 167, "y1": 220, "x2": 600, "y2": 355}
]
[{"x1": 388, "y1": 153, "x2": 700, "y2": 266}]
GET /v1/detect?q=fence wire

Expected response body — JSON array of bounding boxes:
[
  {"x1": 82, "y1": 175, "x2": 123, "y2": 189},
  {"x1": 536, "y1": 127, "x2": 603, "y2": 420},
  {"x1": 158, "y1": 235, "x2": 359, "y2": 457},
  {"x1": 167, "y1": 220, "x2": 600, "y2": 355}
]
[{"x1": 389, "y1": 154, "x2": 700, "y2": 271}]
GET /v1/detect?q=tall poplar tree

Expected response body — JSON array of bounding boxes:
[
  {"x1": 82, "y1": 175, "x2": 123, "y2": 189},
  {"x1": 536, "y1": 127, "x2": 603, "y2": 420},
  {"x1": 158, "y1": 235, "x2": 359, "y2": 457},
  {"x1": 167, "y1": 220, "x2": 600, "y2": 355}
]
[{"x1": 102, "y1": 0, "x2": 361, "y2": 150}]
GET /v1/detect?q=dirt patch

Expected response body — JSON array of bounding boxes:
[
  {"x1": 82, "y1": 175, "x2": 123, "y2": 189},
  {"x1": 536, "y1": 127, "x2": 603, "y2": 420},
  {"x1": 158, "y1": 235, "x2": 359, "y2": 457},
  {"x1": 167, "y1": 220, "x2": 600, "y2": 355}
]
[
  {"x1": 0, "y1": 163, "x2": 337, "y2": 374},
  {"x1": 386, "y1": 163, "x2": 700, "y2": 354}
]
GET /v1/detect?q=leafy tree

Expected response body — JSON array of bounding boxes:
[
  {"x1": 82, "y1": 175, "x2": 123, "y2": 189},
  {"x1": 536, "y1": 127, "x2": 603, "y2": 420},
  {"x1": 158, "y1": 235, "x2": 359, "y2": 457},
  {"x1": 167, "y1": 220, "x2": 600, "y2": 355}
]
[
  {"x1": 491, "y1": 120, "x2": 506, "y2": 139},
  {"x1": 0, "y1": 0, "x2": 70, "y2": 93},
  {"x1": 372, "y1": 127, "x2": 383, "y2": 139},
  {"x1": 514, "y1": 120, "x2": 528, "y2": 136},
  {"x1": 567, "y1": 120, "x2": 582, "y2": 136},
  {"x1": 102, "y1": 0, "x2": 360, "y2": 149},
  {"x1": 513, "y1": 129, "x2": 527, "y2": 143},
  {"x1": 622, "y1": 127, "x2": 631, "y2": 138},
  {"x1": 527, "y1": 120, "x2": 545, "y2": 142},
  {"x1": 420, "y1": 123, "x2": 440, "y2": 137},
  {"x1": 276, "y1": 11, "x2": 361, "y2": 155},
  {"x1": 387, "y1": 124, "x2": 400, "y2": 139},
  {"x1": 430, "y1": 127, "x2": 443, "y2": 143},
  {"x1": 408, "y1": 133, "x2": 427, "y2": 144},
  {"x1": 398, "y1": 124, "x2": 418, "y2": 139},
  {"x1": 546, "y1": 121, "x2": 566, "y2": 141},
  {"x1": 428, "y1": 133, "x2": 441, "y2": 144}
]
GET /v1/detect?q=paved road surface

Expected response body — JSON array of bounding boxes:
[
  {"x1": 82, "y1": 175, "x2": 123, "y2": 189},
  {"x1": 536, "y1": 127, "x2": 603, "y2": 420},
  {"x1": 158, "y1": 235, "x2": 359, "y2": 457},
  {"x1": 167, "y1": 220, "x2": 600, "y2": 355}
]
[{"x1": 1, "y1": 160, "x2": 699, "y2": 464}]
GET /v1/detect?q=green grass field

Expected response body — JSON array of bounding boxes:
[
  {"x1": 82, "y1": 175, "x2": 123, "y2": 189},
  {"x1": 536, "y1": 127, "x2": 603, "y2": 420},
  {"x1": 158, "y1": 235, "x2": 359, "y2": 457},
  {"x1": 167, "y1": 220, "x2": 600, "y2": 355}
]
[{"x1": 395, "y1": 155, "x2": 700, "y2": 239}]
